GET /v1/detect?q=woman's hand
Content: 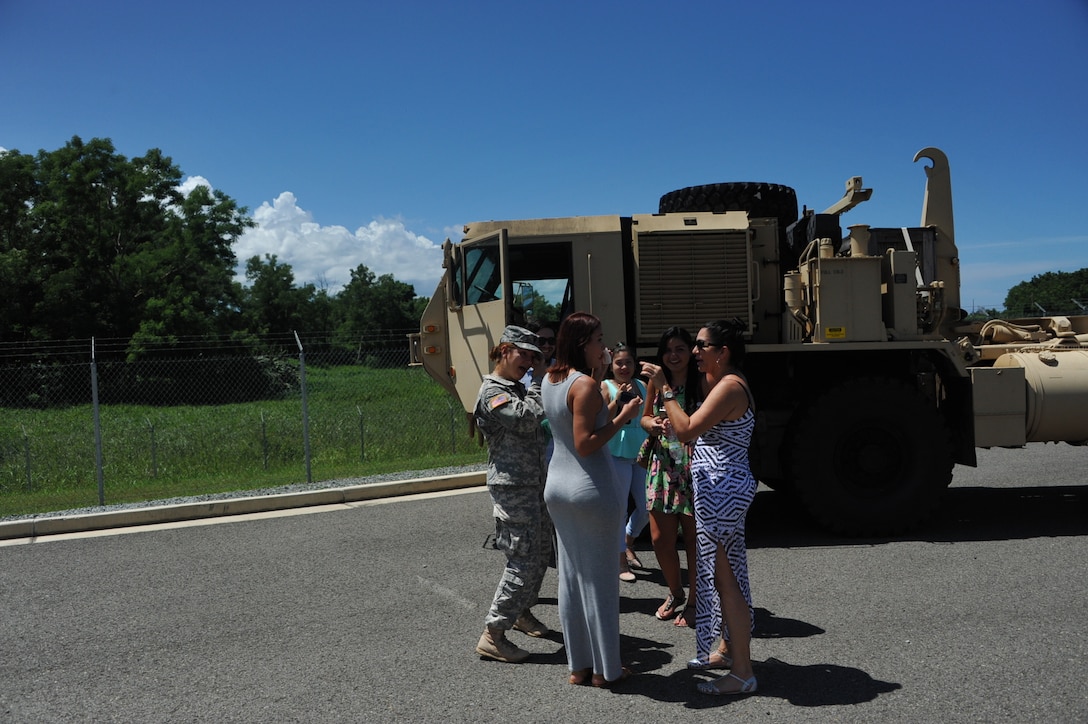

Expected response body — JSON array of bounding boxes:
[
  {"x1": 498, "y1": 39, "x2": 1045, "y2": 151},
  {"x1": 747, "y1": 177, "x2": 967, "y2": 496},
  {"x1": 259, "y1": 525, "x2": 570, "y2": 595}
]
[
  {"x1": 643, "y1": 415, "x2": 666, "y2": 437},
  {"x1": 530, "y1": 352, "x2": 547, "y2": 382},
  {"x1": 640, "y1": 361, "x2": 667, "y2": 390},
  {"x1": 615, "y1": 395, "x2": 644, "y2": 425}
]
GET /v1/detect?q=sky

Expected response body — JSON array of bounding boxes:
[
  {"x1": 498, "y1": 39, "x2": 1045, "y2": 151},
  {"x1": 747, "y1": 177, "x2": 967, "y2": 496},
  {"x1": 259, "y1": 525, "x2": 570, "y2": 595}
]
[{"x1": 2, "y1": 0, "x2": 1087, "y2": 313}]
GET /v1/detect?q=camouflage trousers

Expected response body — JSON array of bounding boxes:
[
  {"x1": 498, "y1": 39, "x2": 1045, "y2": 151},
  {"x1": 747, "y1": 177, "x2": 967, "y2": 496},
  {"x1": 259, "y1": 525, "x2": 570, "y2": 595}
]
[{"x1": 485, "y1": 485, "x2": 554, "y2": 630}]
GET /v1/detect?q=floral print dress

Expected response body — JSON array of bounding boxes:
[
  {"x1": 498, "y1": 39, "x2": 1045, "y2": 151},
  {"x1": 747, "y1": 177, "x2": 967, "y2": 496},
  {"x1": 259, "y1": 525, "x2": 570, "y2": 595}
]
[{"x1": 644, "y1": 386, "x2": 695, "y2": 516}]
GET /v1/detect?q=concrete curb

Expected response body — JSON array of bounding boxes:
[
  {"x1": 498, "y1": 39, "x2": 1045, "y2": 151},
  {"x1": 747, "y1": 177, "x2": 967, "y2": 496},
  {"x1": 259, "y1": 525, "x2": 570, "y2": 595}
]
[{"x1": 0, "y1": 471, "x2": 487, "y2": 541}]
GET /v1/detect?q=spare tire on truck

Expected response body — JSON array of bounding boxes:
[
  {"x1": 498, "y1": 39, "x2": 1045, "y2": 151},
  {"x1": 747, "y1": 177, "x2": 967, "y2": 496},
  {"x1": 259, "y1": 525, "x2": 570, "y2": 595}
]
[
  {"x1": 659, "y1": 181, "x2": 799, "y2": 270},
  {"x1": 659, "y1": 181, "x2": 797, "y2": 225}
]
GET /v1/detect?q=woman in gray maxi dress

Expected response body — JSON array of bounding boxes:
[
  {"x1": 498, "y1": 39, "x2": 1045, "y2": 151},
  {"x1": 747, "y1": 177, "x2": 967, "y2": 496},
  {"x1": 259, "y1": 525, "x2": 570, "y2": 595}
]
[{"x1": 543, "y1": 312, "x2": 644, "y2": 687}]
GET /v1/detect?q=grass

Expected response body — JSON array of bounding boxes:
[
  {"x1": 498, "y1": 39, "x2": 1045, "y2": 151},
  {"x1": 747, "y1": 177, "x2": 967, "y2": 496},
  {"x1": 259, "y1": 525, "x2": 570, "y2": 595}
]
[{"x1": 0, "y1": 365, "x2": 486, "y2": 517}]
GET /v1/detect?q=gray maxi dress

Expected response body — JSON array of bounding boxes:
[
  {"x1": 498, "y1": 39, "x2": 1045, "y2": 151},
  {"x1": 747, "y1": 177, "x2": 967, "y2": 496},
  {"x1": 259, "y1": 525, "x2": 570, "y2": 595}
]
[{"x1": 542, "y1": 371, "x2": 626, "y2": 681}]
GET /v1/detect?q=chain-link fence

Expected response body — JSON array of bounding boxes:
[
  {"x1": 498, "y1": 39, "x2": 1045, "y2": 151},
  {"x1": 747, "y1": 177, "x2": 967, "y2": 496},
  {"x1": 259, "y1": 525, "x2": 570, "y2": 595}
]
[
  {"x1": 0, "y1": 333, "x2": 485, "y2": 517},
  {"x1": 964, "y1": 300, "x2": 1088, "y2": 318}
]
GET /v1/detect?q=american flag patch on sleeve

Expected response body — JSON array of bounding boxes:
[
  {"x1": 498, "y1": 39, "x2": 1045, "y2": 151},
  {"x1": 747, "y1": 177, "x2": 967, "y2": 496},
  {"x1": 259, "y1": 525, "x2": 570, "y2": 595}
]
[{"x1": 489, "y1": 393, "x2": 511, "y2": 409}]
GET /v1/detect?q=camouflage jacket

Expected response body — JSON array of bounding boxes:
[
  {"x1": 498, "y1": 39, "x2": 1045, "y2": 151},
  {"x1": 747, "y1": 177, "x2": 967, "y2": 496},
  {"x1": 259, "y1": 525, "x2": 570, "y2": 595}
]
[{"x1": 473, "y1": 374, "x2": 547, "y2": 488}]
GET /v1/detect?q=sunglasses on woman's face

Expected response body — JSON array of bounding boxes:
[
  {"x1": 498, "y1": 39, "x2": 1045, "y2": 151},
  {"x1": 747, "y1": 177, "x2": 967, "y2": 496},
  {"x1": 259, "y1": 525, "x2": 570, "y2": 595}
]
[
  {"x1": 538, "y1": 336, "x2": 556, "y2": 345},
  {"x1": 692, "y1": 339, "x2": 720, "y2": 350}
]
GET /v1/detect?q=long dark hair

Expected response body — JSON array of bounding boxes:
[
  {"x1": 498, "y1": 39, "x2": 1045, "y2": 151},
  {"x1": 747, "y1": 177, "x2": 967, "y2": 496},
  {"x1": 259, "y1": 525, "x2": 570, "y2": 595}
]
[
  {"x1": 656, "y1": 326, "x2": 702, "y2": 414},
  {"x1": 702, "y1": 318, "x2": 748, "y2": 370},
  {"x1": 548, "y1": 311, "x2": 600, "y2": 382}
]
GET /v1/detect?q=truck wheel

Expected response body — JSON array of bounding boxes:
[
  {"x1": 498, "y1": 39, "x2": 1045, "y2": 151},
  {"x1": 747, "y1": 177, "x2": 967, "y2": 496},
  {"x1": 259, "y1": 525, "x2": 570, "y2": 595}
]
[
  {"x1": 658, "y1": 181, "x2": 798, "y2": 228},
  {"x1": 790, "y1": 377, "x2": 953, "y2": 536}
]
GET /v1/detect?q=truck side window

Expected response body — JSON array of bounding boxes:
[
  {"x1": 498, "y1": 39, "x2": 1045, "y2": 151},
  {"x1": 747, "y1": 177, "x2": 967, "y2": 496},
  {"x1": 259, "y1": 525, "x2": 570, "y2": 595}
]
[
  {"x1": 508, "y1": 241, "x2": 573, "y2": 323},
  {"x1": 463, "y1": 241, "x2": 502, "y2": 305}
]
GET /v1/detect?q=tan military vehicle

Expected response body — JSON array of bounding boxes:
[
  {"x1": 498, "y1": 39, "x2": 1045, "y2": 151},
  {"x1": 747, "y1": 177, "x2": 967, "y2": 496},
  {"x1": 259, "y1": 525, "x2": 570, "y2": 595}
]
[{"x1": 409, "y1": 147, "x2": 1088, "y2": 535}]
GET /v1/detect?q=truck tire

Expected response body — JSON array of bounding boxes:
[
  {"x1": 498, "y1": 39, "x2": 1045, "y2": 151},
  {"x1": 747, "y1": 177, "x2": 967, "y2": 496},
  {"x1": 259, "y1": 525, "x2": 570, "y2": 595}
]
[
  {"x1": 658, "y1": 181, "x2": 798, "y2": 228},
  {"x1": 789, "y1": 377, "x2": 953, "y2": 536},
  {"x1": 658, "y1": 181, "x2": 799, "y2": 271}
]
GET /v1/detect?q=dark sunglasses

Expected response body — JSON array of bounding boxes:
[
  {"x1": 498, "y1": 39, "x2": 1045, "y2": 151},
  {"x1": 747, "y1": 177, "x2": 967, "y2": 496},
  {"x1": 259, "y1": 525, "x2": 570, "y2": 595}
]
[
  {"x1": 537, "y1": 336, "x2": 556, "y2": 344},
  {"x1": 693, "y1": 339, "x2": 720, "y2": 350}
]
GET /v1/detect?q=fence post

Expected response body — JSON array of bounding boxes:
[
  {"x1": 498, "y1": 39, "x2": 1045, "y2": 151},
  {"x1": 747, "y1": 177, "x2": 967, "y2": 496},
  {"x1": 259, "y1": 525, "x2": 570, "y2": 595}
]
[
  {"x1": 260, "y1": 411, "x2": 269, "y2": 470},
  {"x1": 448, "y1": 399, "x2": 457, "y2": 454},
  {"x1": 294, "y1": 331, "x2": 312, "y2": 484},
  {"x1": 90, "y1": 338, "x2": 105, "y2": 505},
  {"x1": 21, "y1": 426, "x2": 31, "y2": 492},
  {"x1": 356, "y1": 405, "x2": 365, "y2": 462},
  {"x1": 146, "y1": 417, "x2": 158, "y2": 478}
]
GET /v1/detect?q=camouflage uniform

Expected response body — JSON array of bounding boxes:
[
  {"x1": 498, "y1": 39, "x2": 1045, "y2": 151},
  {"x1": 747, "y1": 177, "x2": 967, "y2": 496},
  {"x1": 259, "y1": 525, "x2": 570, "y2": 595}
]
[{"x1": 474, "y1": 373, "x2": 552, "y2": 630}]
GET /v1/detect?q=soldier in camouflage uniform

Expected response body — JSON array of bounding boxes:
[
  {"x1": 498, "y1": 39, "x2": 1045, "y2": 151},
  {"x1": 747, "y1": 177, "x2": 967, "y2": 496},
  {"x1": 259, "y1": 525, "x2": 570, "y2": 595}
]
[{"x1": 473, "y1": 325, "x2": 554, "y2": 663}]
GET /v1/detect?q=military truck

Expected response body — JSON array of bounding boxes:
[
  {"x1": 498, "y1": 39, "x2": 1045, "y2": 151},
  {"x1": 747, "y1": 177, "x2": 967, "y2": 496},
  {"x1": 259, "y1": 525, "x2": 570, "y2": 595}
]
[{"x1": 409, "y1": 147, "x2": 1088, "y2": 535}]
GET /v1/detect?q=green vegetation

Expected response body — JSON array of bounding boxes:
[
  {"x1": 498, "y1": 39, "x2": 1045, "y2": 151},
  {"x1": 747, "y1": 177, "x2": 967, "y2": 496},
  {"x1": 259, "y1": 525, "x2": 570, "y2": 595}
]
[
  {"x1": 1004, "y1": 268, "x2": 1088, "y2": 318},
  {"x1": 0, "y1": 137, "x2": 423, "y2": 357},
  {"x1": 0, "y1": 366, "x2": 485, "y2": 517}
]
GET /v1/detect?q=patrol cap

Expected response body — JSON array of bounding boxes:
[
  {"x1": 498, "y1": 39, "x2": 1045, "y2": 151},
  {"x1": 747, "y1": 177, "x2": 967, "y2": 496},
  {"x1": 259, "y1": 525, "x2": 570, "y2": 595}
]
[{"x1": 499, "y1": 325, "x2": 542, "y2": 355}]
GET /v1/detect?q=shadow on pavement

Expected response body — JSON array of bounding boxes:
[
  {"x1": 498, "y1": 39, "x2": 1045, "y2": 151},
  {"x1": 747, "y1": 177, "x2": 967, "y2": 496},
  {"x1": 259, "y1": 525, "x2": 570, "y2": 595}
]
[
  {"x1": 603, "y1": 653, "x2": 900, "y2": 708},
  {"x1": 748, "y1": 484, "x2": 1088, "y2": 548}
]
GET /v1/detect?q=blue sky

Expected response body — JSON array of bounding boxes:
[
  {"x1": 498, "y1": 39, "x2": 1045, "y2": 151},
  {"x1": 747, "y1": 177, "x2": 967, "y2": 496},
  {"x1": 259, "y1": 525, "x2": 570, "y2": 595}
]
[{"x1": 2, "y1": 0, "x2": 1086, "y2": 312}]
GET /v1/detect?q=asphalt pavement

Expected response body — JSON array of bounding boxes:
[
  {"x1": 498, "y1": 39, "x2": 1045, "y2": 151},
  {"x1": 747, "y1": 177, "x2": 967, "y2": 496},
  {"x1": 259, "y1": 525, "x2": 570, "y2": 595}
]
[{"x1": 1, "y1": 444, "x2": 1086, "y2": 722}]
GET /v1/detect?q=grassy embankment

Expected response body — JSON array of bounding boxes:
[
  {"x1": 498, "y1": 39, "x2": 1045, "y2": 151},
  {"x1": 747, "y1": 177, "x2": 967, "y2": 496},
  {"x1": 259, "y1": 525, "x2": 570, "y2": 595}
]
[{"x1": 0, "y1": 366, "x2": 485, "y2": 517}]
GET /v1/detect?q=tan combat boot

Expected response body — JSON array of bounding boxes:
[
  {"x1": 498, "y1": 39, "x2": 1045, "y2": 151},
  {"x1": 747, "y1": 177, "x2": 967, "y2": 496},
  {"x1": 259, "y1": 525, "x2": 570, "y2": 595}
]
[
  {"x1": 513, "y1": 609, "x2": 550, "y2": 638},
  {"x1": 475, "y1": 625, "x2": 530, "y2": 663}
]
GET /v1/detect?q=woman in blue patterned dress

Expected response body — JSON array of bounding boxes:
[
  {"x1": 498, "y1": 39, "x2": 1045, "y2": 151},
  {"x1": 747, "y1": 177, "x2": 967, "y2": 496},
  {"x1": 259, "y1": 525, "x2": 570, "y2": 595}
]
[{"x1": 641, "y1": 319, "x2": 759, "y2": 696}]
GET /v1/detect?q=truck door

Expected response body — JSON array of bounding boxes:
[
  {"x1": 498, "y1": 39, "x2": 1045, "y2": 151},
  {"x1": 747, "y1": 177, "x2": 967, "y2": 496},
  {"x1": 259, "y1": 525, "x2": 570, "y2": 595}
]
[{"x1": 445, "y1": 229, "x2": 513, "y2": 411}]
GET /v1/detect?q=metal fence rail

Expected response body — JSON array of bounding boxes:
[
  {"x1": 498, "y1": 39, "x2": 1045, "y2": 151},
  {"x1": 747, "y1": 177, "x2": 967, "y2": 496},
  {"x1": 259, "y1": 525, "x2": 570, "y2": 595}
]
[{"x1": 0, "y1": 333, "x2": 484, "y2": 515}]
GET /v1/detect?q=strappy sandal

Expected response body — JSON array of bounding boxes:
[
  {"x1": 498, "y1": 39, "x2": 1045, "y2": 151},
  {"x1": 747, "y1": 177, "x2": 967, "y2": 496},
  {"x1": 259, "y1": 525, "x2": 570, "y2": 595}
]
[
  {"x1": 686, "y1": 649, "x2": 733, "y2": 670},
  {"x1": 568, "y1": 668, "x2": 591, "y2": 685},
  {"x1": 654, "y1": 591, "x2": 685, "y2": 621},
  {"x1": 674, "y1": 604, "x2": 696, "y2": 628},
  {"x1": 696, "y1": 672, "x2": 757, "y2": 696}
]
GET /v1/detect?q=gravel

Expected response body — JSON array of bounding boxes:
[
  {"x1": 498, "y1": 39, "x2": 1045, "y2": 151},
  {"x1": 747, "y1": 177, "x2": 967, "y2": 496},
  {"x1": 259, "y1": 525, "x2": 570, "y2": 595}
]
[{"x1": 0, "y1": 463, "x2": 486, "y2": 523}]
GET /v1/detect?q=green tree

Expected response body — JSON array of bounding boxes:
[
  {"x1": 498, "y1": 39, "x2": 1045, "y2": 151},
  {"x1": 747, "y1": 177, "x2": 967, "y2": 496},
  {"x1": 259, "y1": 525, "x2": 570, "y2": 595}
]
[
  {"x1": 24, "y1": 137, "x2": 134, "y2": 340},
  {"x1": 0, "y1": 136, "x2": 252, "y2": 350},
  {"x1": 410, "y1": 295, "x2": 430, "y2": 323},
  {"x1": 1004, "y1": 268, "x2": 1088, "y2": 317},
  {"x1": 0, "y1": 148, "x2": 38, "y2": 339},
  {"x1": 128, "y1": 182, "x2": 251, "y2": 353},
  {"x1": 1, "y1": 136, "x2": 432, "y2": 350},
  {"x1": 333, "y1": 264, "x2": 417, "y2": 338},
  {"x1": 241, "y1": 254, "x2": 313, "y2": 334}
]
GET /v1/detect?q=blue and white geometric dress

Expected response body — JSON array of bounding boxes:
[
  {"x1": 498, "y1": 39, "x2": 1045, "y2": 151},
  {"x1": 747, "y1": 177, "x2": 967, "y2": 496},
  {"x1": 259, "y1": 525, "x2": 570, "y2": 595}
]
[{"x1": 690, "y1": 378, "x2": 757, "y2": 661}]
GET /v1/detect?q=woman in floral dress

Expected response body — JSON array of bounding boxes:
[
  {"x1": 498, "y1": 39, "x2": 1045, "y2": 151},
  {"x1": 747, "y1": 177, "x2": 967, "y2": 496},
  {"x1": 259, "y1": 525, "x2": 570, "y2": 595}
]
[{"x1": 640, "y1": 326, "x2": 704, "y2": 627}]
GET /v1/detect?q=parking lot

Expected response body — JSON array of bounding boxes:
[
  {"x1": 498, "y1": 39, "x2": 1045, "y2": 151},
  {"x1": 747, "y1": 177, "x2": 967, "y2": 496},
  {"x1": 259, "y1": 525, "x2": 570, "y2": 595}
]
[{"x1": 2, "y1": 444, "x2": 1086, "y2": 722}]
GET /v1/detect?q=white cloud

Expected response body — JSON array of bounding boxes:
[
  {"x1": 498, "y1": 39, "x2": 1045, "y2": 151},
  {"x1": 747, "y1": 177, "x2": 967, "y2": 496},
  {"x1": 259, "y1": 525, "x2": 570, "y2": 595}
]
[
  {"x1": 178, "y1": 175, "x2": 212, "y2": 196},
  {"x1": 232, "y1": 190, "x2": 444, "y2": 297}
]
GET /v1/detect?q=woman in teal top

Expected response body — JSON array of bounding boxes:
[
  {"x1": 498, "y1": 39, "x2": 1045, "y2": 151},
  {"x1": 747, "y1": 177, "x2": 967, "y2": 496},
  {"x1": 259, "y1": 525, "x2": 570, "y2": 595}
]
[{"x1": 601, "y1": 342, "x2": 650, "y2": 582}]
